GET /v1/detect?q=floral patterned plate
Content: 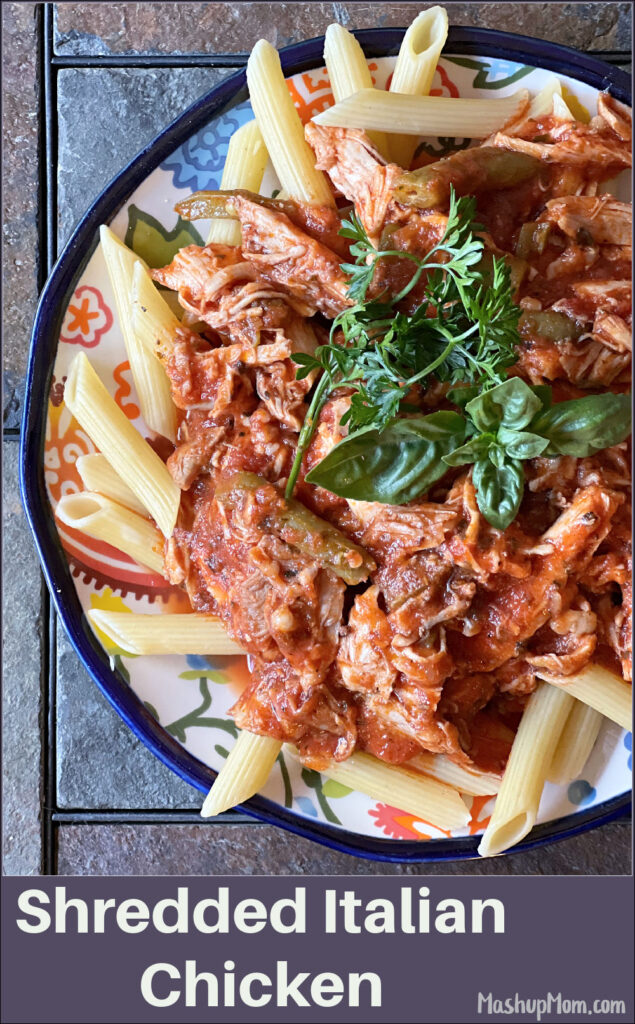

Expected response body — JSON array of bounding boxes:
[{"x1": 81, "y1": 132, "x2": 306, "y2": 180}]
[{"x1": 22, "y1": 29, "x2": 631, "y2": 861}]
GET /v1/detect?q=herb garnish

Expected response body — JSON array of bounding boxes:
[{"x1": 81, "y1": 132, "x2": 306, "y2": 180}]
[
  {"x1": 286, "y1": 188, "x2": 631, "y2": 527},
  {"x1": 307, "y1": 378, "x2": 632, "y2": 529},
  {"x1": 286, "y1": 188, "x2": 521, "y2": 498}
]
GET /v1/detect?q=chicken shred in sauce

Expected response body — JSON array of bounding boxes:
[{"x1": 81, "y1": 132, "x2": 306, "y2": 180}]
[{"x1": 153, "y1": 95, "x2": 631, "y2": 773}]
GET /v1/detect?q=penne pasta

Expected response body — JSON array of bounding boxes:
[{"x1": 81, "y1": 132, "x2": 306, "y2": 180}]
[
  {"x1": 323, "y1": 24, "x2": 388, "y2": 155},
  {"x1": 478, "y1": 682, "x2": 574, "y2": 857},
  {"x1": 313, "y1": 87, "x2": 530, "y2": 139},
  {"x1": 100, "y1": 226, "x2": 177, "y2": 442},
  {"x1": 388, "y1": 6, "x2": 449, "y2": 167},
  {"x1": 247, "y1": 39, "x2": 334, "y2": 206},
  {"x1": 76, "y1": 453, "x2": 147, "y2": 516},
  {"x1": 287, "y1": 746, "x2": 470, "y2": 831},
  {"x1": 87, "y1": 610, "x2": 244, "y2": 656},
  {"x1": 55, "y1": 492, "x2": 165, "y2": 575},
  {"x1": 201, "y1": 731, "x2": 282, "y2": 817},
  {"x1": 64, "y1": 352, "x2": 180, "y2": 538},
  {"x1": 547, "y1": 700, "x2": 604, "y2": 787},
  {"x1": 131, "y1": 260, "x2": 181, "y2": 361},
  {"x1": 207, "y1": 120, "x2": 269, "y2": 246},
  {"x1": 525, "y1": 76, "x2": 564, "y2": 120},
  {"x1": 408, "y1": 752, "x2": 501, "y2": 797},
  {"x1": 537, "y1": 665, "x2": 632, "y2": 731}
]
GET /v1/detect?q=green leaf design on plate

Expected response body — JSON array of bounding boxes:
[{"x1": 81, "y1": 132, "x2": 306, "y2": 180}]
[
  {"x1": 165, "y1": 678, "x2": 239, "y2": 744},
  {"x1": 444, "y1": 56, "x2": 533, "y2": 90},
  {"x1": 143, "y1": 701, "x2": 160, "y2": 720},
  {"x1": 112, "y1": 653, "x2": 131, "y2": 685},
  {"x1": 178, "y1": 668, "x2": 229, "y2": 683},
  {"x1": 125, "y1": 204, "x2": 204, "y2": 268},
  {"x1": 300, "y1": 768, "x2": 342, "y2": 825},
  {"x1": 321, "y1": 780, "x2": 353, "y2": 799},
  {"x1": 277, "y1": 751, "x2": 293, "y2": 808}
]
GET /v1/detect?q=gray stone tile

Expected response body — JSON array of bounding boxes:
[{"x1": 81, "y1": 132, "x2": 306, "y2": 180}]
[
  {"x1": 2, "y1": 441, "x2": 45, "y2": 874},
  {"x1": 2, "y1": 3, "x2": 39, "y2": 430},
  {"x1": 56, "y1": 622, "x2": 201, "y2": 809},
  {"x1": 56, "y1": 66, "x2": 238, "y2": 250},
  {"x1": 55, "y1": 820, "x2": 631, "y2": 875},
  {"x1": 53, "y1": 2, "x2": 633, "y2": 56}
]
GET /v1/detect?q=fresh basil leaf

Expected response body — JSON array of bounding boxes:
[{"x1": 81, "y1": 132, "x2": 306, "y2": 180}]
[
  {"x1": 443, "y1": 432, "x2": 494, "y2": 466},
  {"x1": 447, "y1": 384, "x2": 480, "y2": 409},
  {"x1": 466, "y1": 377, "x2": 543, "y2": 431},
  {"x1": 531, "y1": 392, "x2": 632, "y2": 456},
  {"x1": 473, "y1": 457, "x2": 525, "y2": 530},
  {"x1": 531, "y1": 384, "x2": 553, "y2": 409},
  {"x1": 488, "y1": 444, "x2": 507, "y2": 469},
  {"x1": 306, "y1": 411, "x2": 467, "y2": 504},
  {"x1": 497, "y1": 426, "x2": 549, "y2": 460}
]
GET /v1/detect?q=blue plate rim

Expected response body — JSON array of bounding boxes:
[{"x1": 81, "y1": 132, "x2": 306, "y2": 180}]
[{"x1": 20, "y1": 26, "x2": 631, "y2": 864}]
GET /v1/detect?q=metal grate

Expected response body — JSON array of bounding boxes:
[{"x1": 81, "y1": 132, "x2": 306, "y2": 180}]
[{"x1": 20, "y1": 2, "x2": 632, "y2": 874}]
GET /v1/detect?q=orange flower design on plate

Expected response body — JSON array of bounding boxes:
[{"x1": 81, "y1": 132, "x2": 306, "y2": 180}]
[{"x1": 60, "y1": 285, "x2": 113, "y2": 347}]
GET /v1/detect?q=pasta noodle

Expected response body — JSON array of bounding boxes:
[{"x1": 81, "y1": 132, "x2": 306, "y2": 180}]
[
  {"x1": 201, "y1": 731, "x2": 282, "y2": 817},
  {"x1": 87, "y1": 610, "x2": 244, "y2": 656},
  {"x1": 55, "y1": 492, "x2": 165, "y2": 575},
  {"x1": 478, "y1": 683, "x2": 574, "y2": 857},
  {"x1": 547, "y1": 700, "x2": 603, "y2": 786},
  {"x1": 313, "y1": 88, "x2": 530, "y2": 139},
  {"x1": 207, "y1": 120, "x2": 269, "y2": 246},
  {"x1": 247, "y1": 39, "x2": 334, "y2": 206},
  {"x1": 287, "y1": 746, "x2": 470, "y2": 831},
  {"x1": 100, "y1": 225, "x2": 177, "y2": 442},
  {"x1": 76, "y1": 453, "x2": 147, "y2": 516},
  {"x1": 323, "y1": 24, "x2": 388, "y2": 155},
  {"x1": 131, "y1": 261, "x2": 181, "y2": 361},
  {"x1": 408, "y1": 752, "x2": 501, "y2": 797},
  {"x1": 64, "y1": 351, "x2": 180, "y2": 538},
  {"x1": 537, "y1": 665, "x2": 632, "y2": 731},
  {"x1": 388, "y1": 6, "x2": 449, "y2": 167}
]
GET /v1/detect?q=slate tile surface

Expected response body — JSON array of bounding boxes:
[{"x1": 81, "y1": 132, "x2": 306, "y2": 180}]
[
  {"x1": 2, "y1": 3, "x2": 40, "y2": 430},
  {"x1": 2, "y1": 442, "x2": 45, "y2": 874},
  {"x1": 53, "y1": 1, "x2": 632, "y2": 56},
  {"x1": 55, "y1": 623, "x2": 202, "y2": 809},
  {"x1": 1, "y1": 1, "x2": 631, "y2": 875},
  {"x1": 57, "y1": 66, "x2": 238, "y2": 250},
  {"x1": 55, "y1": 821, "x2": 632, "y2": 875}
]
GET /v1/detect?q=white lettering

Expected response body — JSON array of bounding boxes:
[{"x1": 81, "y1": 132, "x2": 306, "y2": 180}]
[
  {"x1": 472, "y1": 898, "x2": 505, "y2": 933},
  {"x1": 140, "y1": 963, "x2": 180, "y2": 1008},
  {"x1": 115, "y1": 898, "x2": 149, "y2": 934},
  {"x1": 234, "y1": 898, "x2": 267, "y2": 933},
  {"x1": 276, "y1": 961, "x2": 310, "y2": 1007},
  {"x1": 239, "y1": 972, "x2": 272, "y2": 1008},
  {"x1": 349, "y1": 972, "x2": 382, "y2": 1008},
  {"x1": 270, "y1": 889, "x2": 306, "y2": 934},
  {"x1": 191, "y1": 888, "x2": 229, "y2": 933},
  {"x1": 16, "y1": 890, "x2": 51, "y2": 934},
  {"x1": 184, "y1": 960, "x2": 218, "y2": 1008},
  {"x1": 152, "y1": 887, "x2": 188, "y2": 934},
  {"x1": 310, "y1": 973, "x2": 344, "y2": 1007},
  {"x1": 55, "y1": 887, "x2": 88, "y2": 933},
  {"x1": 435, "y1": 898, "x2": 465, "y2": 934},
  {"x1": 364, "y1": 899, "x2": 394, "y2": 934}
]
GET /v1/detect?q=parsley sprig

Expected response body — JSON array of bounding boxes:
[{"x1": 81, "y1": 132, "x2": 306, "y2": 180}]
[{"x1": 285, "y1": 188, "x2": 521, "y2": 499}]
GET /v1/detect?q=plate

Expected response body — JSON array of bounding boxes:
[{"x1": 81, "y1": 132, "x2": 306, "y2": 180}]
[{"x1": 21, "y1": 28, "x2": 632, "y2": 862}]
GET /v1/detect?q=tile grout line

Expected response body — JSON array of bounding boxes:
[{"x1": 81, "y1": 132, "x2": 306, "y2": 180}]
[{"x1": 41, "y1": 1, "x2": 58, "y2": 875}]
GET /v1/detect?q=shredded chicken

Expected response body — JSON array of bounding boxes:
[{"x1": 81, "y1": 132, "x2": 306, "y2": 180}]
[{"x1": 149, "y1": 90, "x2": 631, "y2": 774}]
